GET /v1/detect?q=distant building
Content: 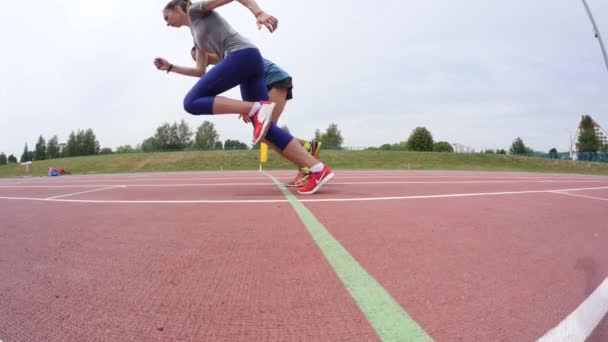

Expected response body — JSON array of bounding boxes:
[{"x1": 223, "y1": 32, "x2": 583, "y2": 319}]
[
  {"x1": 451, "y1": 143, "x2": 475, "y2": 153},
  {"x1": 571, "y1": 114, "x2": 607, "y2": 159}
]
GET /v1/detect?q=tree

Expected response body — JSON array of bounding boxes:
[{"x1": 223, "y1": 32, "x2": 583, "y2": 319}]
[
  {"x1": 65, "y1": 131, "x2": 79, "y2": 157},
  {"x1": 149, "y1": 121, "x2": 191, "y2": 150},
  {"x1": 167, "y1": 123, "x2": 180, "y2": 149},
  {"x1": 0, "y1": 153, "x2": 6, "y2": 165},
  {"x1": 34, "y1": 135, "x2": 47, "y2": 160},
  {"x1": 433, "y1": 141, "x2": 454, "y2": 153},
  {"x1": 549, "y1": 147, "x2": 558, "y2": 159},
  {"x1": 509, "y1": 137, "x2": 528, "y2": 155},
  {"x1": 141, "y1": 137, "x2": 158, "y2": 152},
  {"x1": 153, "y1": 123, "x2": 171, "y2": 150},
  {"x1": 20, "y1": 144, "x2": 32, "y2": 162},
  {"x1": 82, "y1": 129, "x2": 100, "y2": 155},
  {"x1": 76, "y1": 130, "x2": 87, "y2": 154},
  {"x1": 116, "y1": 145, "x2": 135, "y2": 153},
  {"x1": 8, "y1": 154, "x2": 17, "y2": 163},
  {"x1": 483, "y1": 149, "x2": 495, "y2": 154},
  {"x1": 214, "y1": 141, "x2": 223, "y2": 150},
  {"x1": 407, "y1": 127, "x2": 434, "y2": 152},
  {"x1": 379, "y1": 143, "x2": 406, "y2": 151},
  {"x1": 163, "y1": 120, "x2": 192, "y2": 150},
  {"x1": 319, "y1": 123, "x2": 344, "y2": 149},
  {"x1": 176, "y1": 119, "x2": 193, "y2": 149},
  {"x1": 496, "y1": 149, "x2": 507, "y2": 155},
  {"x1": 314, "y1": 129, "x2": 322, "y2": 141},
  {"x1": 224, "y1": 139, "x2": 248, "y2": 150},
  {"x1": 99, "y1": 147, "x2": 113, "y2": 154},
  {"x1": 64, "y1": 129, "x2": 98, "y2": 156},
  {"x1": 194, "y1": 121, "x2": 219, "y2": 150},
  {"x1": 577, "y1": 115, "x2": 600, "y2": 153},
  {"x1": 46, "y1": 135, "x2": 60, "y2": 159}
]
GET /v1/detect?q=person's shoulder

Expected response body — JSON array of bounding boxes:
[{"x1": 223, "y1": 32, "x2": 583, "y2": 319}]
[
  {"x1": 188, "y1": 1, "x2": 211, "y2": 17},
  {"x1": 188, "y1": 1, "x2": 199, "y2": 12}
]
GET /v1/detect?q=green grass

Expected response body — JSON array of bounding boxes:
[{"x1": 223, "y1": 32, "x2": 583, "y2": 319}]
[{"x1": 2, "y1": 150, "x2": 608, "y2": 178}]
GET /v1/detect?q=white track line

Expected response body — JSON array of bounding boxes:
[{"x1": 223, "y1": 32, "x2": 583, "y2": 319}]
[
  {"x1": 2, "y1": 180, "x2": 608, "y2": 188},
  {"x1": 6, "y1": 176, "x2": 270, "y2": 183},
  {"x1": 0, "y1": 183, "x2": 272, "y2": 188},
  {"x1": 1, "y1": 186, "x2": 607, "y2": 204},
  {"x1": 537, "y1": 277, "x2": 608, "y2": 342},
  {"x1": 297, "y1": 186, "x2": 608, "y2": 203},
  {"x1": 14, "y1": 175, "x2": 608, "y2": 182},
  {"x1": 0, "y1": 196, "x2": 287, "y2": 204},
  {"x1": 44, "y1": 186, "x2": 125, "y2": 200},
  {"x1": 7, "y1": 174, "x2": 606, "y2": 183},
  {"x1": 550, "y1": 191, "x2": 608, "y2": 202}
]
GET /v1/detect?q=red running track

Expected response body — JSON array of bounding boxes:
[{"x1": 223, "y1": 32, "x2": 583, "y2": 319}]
[{"x1": 0, "y1": 170, "x2": 607, "y2": 341}]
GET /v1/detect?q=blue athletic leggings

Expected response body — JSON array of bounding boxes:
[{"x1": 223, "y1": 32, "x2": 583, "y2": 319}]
[
  {"x1": 183, "y1": 48, "x2": 293, "y2": 151},
  {"x1": 184, "y1": 48, "x2": 267, "y2": 113}
]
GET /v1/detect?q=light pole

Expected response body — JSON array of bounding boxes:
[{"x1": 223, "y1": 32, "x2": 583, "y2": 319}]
[{"x1": 581, "y1": 0, "x2": 608, "y2": 72}]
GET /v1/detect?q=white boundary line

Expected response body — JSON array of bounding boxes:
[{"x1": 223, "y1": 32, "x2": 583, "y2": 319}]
[
  {"x1": 0, "y1": 186, "x2": 607, "y2": 204},
  {"x1": 298, "y1": 186, "x2": 608, "y2": 203},
  {"x1": 550, "y1": 191, "x2": 608, "y2": 202},
  {"x1": 0, "y1": 183, "x2": 273, "y2": 188},
  {"x1": 0, "y1": 196, "x2": 287, "y2": 204},
  {"x1": 4, "y1": 174, "x2": 606, "y2": 184},
  {"x1": 4, "y1": 174, "x2": 606, "y2": 181},
  {"x1": 538, "y1": 277, "x2": 608, "y2": 341},
  {"x1": 44, "y1": 186, "x2": 125, "y2": 200},
  {"x1": 1, "y1": 180, "x2": 608, "y2": 188}
]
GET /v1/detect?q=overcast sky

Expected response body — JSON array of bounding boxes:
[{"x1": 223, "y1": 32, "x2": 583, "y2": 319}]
[{"x1": 1, "y1": 0, "x2": 607, "y2": 157}]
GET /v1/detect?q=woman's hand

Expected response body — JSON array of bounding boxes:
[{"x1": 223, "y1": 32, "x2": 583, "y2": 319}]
[
  {"x1": 239, "y1": 113, "x2": 252, "y2": 123},
  {"x1": 153, "y1": 57, "x2": 171, "y2": 71},
  {"x1": 256, "y1": 11, "x2": 278, "y2": 32}
]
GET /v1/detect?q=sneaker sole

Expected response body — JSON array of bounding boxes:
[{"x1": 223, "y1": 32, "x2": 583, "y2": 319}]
[
  {"x1": 285, "y1": 181, "x2": 308, "y2": 188},
  {"x1": 253, "y1": 103, "x2": 275, "y2": 145},
  {"x1": 297, "y1": 172, "x2": 334, "y2": 195}
]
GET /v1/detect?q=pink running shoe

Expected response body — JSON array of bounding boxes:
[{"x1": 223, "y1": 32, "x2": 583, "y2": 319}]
[
  {"x1": 251, "y1": 101, "x2": 275, "y2": 145},
  {"x1": 297, "y1": 165, "x2": 335, "y2": 195}
]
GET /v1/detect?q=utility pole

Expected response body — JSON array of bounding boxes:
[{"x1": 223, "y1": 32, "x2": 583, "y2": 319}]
[{"x1": 581, "y1": 0, "x2": 608, "y2": 72}]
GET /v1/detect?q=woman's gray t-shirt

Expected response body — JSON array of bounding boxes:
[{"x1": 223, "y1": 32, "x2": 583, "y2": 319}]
[{"x1": 188, "y1": 1, "x2": 256, "y2": 57}]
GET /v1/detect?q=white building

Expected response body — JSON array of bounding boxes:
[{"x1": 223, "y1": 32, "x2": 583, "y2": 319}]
[
  {"x1": 451, "y1": 143, "x2": 476, "y2": 153},
  {"x1": 571, "y1": 114, "x2": 607, "y2": 159}
]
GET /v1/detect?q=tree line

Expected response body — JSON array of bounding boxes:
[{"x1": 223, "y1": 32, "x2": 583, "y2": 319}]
[
  {"x1": 0, "y1": 129, "x2": 104, "y2": 165},
  {"x1": 131, "y1": 120, "x2": 345, "y2": 153},
  {"x1": 0, "y1": 121, "x2": 346, "y2": 165},
  {"x1": 3, "y1": 115, "x2": 606, "y2": 165}
]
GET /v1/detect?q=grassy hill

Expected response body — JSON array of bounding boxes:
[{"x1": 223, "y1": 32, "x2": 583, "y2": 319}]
[{"x1": 2, "y1": 150, "x2": 608, "y2": 178}]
